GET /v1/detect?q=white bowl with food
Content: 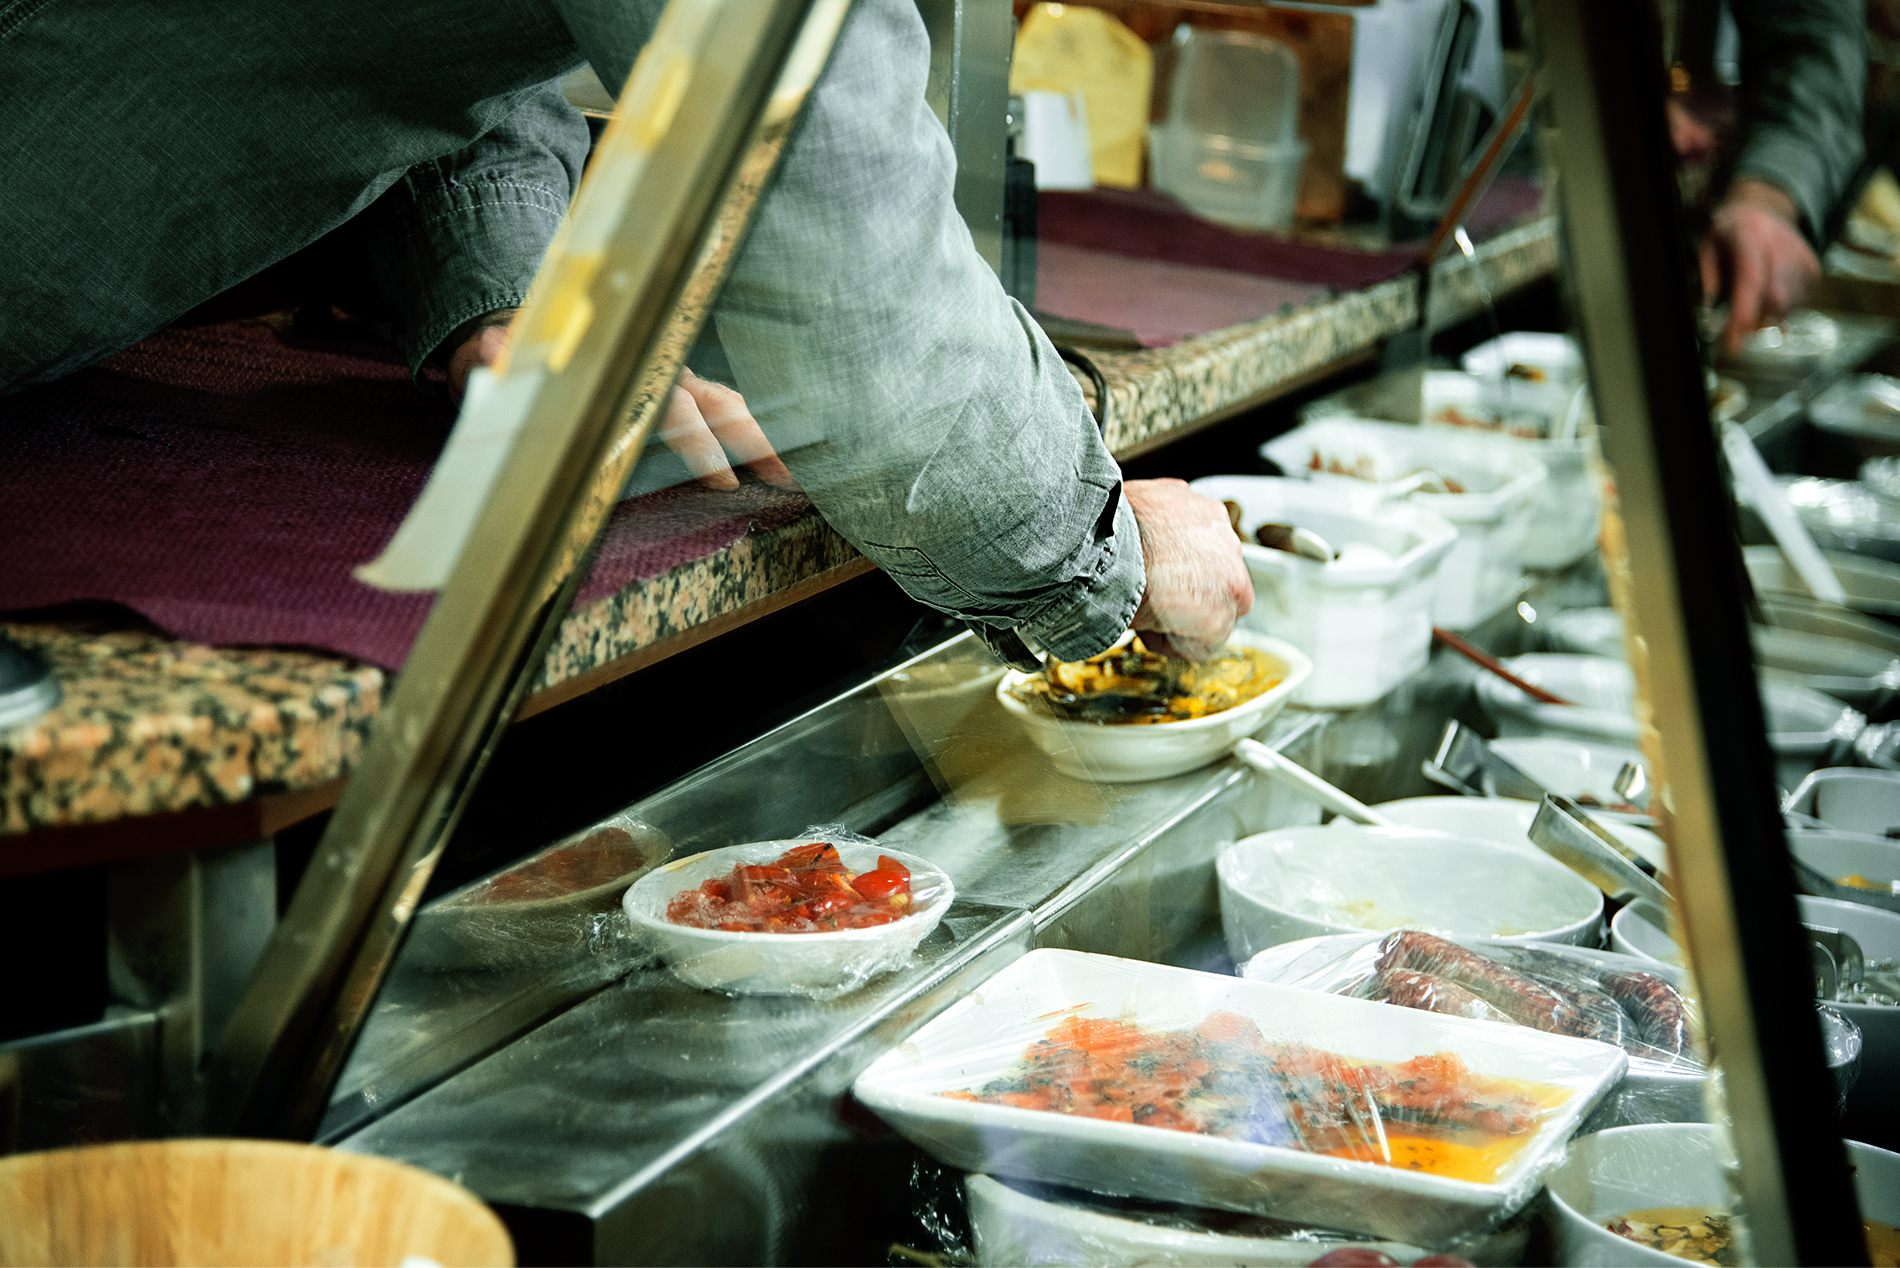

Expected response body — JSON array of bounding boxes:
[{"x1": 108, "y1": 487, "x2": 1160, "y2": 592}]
[
  {"x1": 622, "y1": 839, "x2": 953, "y2": 998},
  {"x1": 1790, "y1": 829, "x2": 1900, "y2": 903},
  {"x1": 1370, "y1": 795, "x2": 1669, "y2": 874},
  {"x1": 1544, "y1": 1123, "x2": 1900, "y2": 1266},
  {"x1": 1461, "y1": 331, "x2": 1585, "y2": 387},
  {"x1": 1216, "y1": 824, "x2": 1604, "y2": 963},
  {"x1": 995, "y1": 629, "x2": 1311, "y2": 783},
  {"x1": 1799, "y1": 895, "x2": 1900, "y2": 1145},
  {"x1": 1259, "y1": 417, "x2": 1548, "y2": 630},
  {"x1": 1188, "y1": 475, "x2": 1457, "y2": 708}
]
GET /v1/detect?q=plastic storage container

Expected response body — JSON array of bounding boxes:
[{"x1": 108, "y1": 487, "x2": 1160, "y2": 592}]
[
  {"x1": 1261, "y1": 418, "x2": 1547, "y2": 629},
  {"x1": 1150, "y1": 27, "x2": 1306, "y2": 230},
  {"x1": 1190, "y1": 475, "x2": 1457, "y2": 708},
  {"x1": 1422, "y1": 371, "x2": 1600, "y2": 569}
]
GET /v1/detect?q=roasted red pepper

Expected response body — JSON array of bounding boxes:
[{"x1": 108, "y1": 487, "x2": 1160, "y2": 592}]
[{"x1": 666, "y1": 842, "x2": 918, "y2": 933}]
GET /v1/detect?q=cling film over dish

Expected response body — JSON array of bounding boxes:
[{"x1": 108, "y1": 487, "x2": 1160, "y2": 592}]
[
  {"x1": 1239, "y1": 931, "x2": 1704, "y2": 1071},
  {"x1": 940, "y1": 1008, "x2": 1572, "y2": 1187},
  {"x1": 621, "y1": 825, "x2": 955, "y2": 999},
  {"x1": 852, "y1": 950, "x2": 1629, "y2": 1247}
]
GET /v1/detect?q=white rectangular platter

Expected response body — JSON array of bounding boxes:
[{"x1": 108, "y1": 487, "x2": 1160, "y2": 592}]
[{"x1": 853, "y1": 949, "x2": 1627, "y2": 1247}]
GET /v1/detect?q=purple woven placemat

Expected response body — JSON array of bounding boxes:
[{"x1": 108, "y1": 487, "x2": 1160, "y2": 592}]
[
  {"x1": 1035, "y1": 178, "x2": 1546, "y2": 340},
  {"x1": 0, "y1": 322, "x2": 810, "y2": 670}
]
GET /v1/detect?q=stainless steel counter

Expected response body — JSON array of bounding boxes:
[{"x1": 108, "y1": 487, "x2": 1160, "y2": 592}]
[{"x1": 329, "y1": 632, "x2": 1330, "y2": 1262}]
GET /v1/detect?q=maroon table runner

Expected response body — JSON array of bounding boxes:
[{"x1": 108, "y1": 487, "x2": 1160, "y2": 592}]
[{"x1": 0, "y1": 322, "x2": 809, "y2": 671}]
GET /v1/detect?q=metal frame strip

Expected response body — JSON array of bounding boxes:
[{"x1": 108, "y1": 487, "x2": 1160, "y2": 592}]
[{"x1": 1531, "y1": 1, "x2": 1865, "y2": 1261}]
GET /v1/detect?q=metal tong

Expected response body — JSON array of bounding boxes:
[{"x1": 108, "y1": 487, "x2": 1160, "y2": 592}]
[
  {"x1": 1530, "y1": 794, "x2": 1871, "y2": 998},
  {"x1": 1422, "y1": 720, "x2": 1550, "y2": 801}
]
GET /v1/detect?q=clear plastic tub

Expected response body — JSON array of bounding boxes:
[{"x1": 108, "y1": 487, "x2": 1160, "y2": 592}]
[
  {"x1": 1151, "y1": 130, "x2": 1308, "y2": 230},
  {"x1": 1260, "y1": 418, "x2": 1547, "y2": 629},
  {"x1": 1189, "y1": 475, "x2": 1458, "y2": 708},
  {"x1": 1151, "y1": 27, "x2": 1306, "y2": 230}
]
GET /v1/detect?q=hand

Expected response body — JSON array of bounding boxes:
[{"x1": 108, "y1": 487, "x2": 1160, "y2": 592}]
[
  {"x1": 660, "y1": 367, "x2": 799, "y2": 491},
  {"x1": 447, "y1": 308, "x2": 517, "y2": 398},
  {"x1": 1699, "y1": 179, "x2": 1820, "y2": 355},
  {"x1": 1124, "y1": 478, "x2": 1254, "y2": 661}
]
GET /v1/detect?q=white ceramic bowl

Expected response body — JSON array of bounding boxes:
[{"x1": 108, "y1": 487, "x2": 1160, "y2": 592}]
[
  {"x1": 1608, "y1": 904, "x2": 1685, "y2": 969},
  {"x1": 1479, "y1": 655, "x2": 1640, "y2": 744},
  {"x1": 995, "y1": 630, "x2": 1312, "y2": 782},
  {"x1": 1760, "y1": 680, "x2": 1867, "y2": 791},
  {"x1": 1216, "y1": 824, "x2": 1604, "y2": 963},
  {"x1": 622, "y1": 840, "x2": 953, "y2": 998},
  {"x1": 1787, "y1": 768, "x2": 1900, "y2": 835},
  {"x1": 1544, "y1": 1123, "x2": 1898, "y2": 1267},
  {"x1": 1790, "y1": 829, "x2": 1900, "y2": 900},
  {"x1": 1370, "y1": 795, "x2": 1669, "y2": 874},
  {"x1": 1799, "y1": 896, "x2": 1900, "y2": 1145},
  {"x1": 1540, "y1": 607, "x2": 1626, "y2": 659},
  {"x1": 1488, "y1": 737, "x2": 1652, "y2": 823}
]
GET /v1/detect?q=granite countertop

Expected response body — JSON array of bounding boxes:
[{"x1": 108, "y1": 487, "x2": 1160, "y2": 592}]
[{"x1": 0, "y1": 217, "x2": 1557, "y2": 839}]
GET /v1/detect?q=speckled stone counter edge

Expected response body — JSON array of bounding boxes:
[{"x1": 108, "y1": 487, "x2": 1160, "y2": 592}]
[{"x1": 0, "y1": 218, "x2": 1557, "y2": 833}]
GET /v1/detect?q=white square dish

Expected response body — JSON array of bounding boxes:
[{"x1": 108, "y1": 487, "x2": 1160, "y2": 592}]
[{"x1": 852, "y1": 949, "x2": 1626, "y2": 1247}]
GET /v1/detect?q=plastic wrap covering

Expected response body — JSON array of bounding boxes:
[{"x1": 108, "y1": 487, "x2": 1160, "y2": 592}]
[
  {"x1": 1241, "y1": 932, "x2": 1714, "y2": 1128},
  {"x1": 404, "y1": 812, "x2": 671, "y2": 971},
  {"x1": 964, "y1": 1174, "x2": 1533, "y2": 1266},
  {"x1": 620, "y1": 828, "x2": 953, "y2": 999},
  {"x1": 853, "y1": 949, "x2": 1627, "y2": 1249}
]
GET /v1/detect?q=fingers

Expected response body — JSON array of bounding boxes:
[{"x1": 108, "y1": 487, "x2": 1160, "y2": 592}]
[
  {"x1": 660, "y1": 384, "x2": 740, "y2": 490},
  {"x1": 677, "y1": 369, "x2": 800, "y2": 490},
  {"x1": 1725, "y1": 236, "x2": 1763, "y2": 355},
  {"x1": 1124, "y1": 479, "x2": 1253, "y2": 659},
  {"x1": 448, "y1": 323, "x2": 515, "y2": 400},
  {"x1": 1699, "y1": 235, "x2": 1721, "y2": 306}
]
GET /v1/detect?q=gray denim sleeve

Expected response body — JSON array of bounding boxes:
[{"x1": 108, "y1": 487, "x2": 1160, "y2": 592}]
[
  {"x1": 363, "y1": 77, "x2": 591, "y2": 373},
  {"x1": 1731, "y1": 0, "x2": 1866, "y2": 245},
  {"x1": 702, "y1": 0, "x2": 1144, "y2": 661}
]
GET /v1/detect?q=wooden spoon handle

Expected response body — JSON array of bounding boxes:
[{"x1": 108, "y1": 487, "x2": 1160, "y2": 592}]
[{"x1": 1432, "y1": 626, "x2": 1575, "y2": 706}]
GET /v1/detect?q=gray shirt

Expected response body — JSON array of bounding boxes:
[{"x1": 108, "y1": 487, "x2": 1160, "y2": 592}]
[{"x1": 0, "y1": 0, "x2": 1143, "y2": 663}]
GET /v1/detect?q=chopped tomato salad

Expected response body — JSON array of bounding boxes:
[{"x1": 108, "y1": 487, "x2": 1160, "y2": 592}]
[{"x1": 665, "y1": 843, "x2": 918, "y2": 933}]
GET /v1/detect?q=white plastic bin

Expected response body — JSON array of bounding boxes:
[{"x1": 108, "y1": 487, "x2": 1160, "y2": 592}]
[
  {"x1": 1422, "y1": 371, "x2": 1600, "y2": 569},
  {"x1": 1190, "y1": 475, "x2": 1457, "y2": 708},
  {"x1": 1459, "y1": 332, "x2": 1584, "y2": 387},
  {"x1": 1260, "y1": 417, "x2": 1546, "y2": 629}
]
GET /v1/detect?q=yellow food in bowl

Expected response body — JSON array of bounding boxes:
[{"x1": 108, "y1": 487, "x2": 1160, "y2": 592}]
[{"x1": 1009, "y1": 636, "x2": 1284, "y2": 725}]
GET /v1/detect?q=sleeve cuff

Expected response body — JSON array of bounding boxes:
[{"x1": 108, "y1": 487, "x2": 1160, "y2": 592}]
[
  {"x1": 1735, "y1": 136, "x2": 1836, "y2": 247},
  {"x1": 371, "y1": 176, "x2": 568, "y2": 374},
  {"x1": 1013, "y1": 492, "x2": 1145, "y2": 662}
]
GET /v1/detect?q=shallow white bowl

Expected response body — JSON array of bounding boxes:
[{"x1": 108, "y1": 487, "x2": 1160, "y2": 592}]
[
  {"x1": 1798, "y1": 896, "x2": 1900, "y2": 1145},
  {"x1": 1608, "y1": 905, "x2": 1685, "y2": 969},
  {"x1": 1790, "y1": 829, "x2": 1900, "y2": 900},
  {"x1": 1216, "y1": 824, "x2": 1604, "y2": 963},
  {"x1": 1488, "y1": 737, "x2": 1652, "y2": 823},
  {"x1": 1461, "y1": 331, "x2": 1585, "y2": 386},
  {"x1": 621, "y1": 840, "x2": 953, "y2": 998},
  {"x1": 1479, "y1": 654, "x2": 1640, "y2": 745},
  {"x1": 1787, "y1": 767, "x2": 1900, "y2": 836},
  {"x1": 1544, "y1": 1123, "x2": 1898, "y2": 1267},
  {"x1": 1370, "y1": 795, "x2": 1669, "y2": 874},
  {"x1": 995, "y1": 630, "x2": 1312, "y2": 782}
]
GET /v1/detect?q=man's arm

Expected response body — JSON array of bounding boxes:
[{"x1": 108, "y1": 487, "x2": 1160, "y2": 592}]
[
  {"x1": 1704, "y1": 0, "x2": 1865, "y2": 349},
  {"x1": 360, "y1": 77, "x2": 591, "y2": 383}
]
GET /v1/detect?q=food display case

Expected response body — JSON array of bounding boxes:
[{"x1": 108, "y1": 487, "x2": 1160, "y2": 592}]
[{"x1": 11, "y1": 0, "x2": 1900, "y2": 1263}]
